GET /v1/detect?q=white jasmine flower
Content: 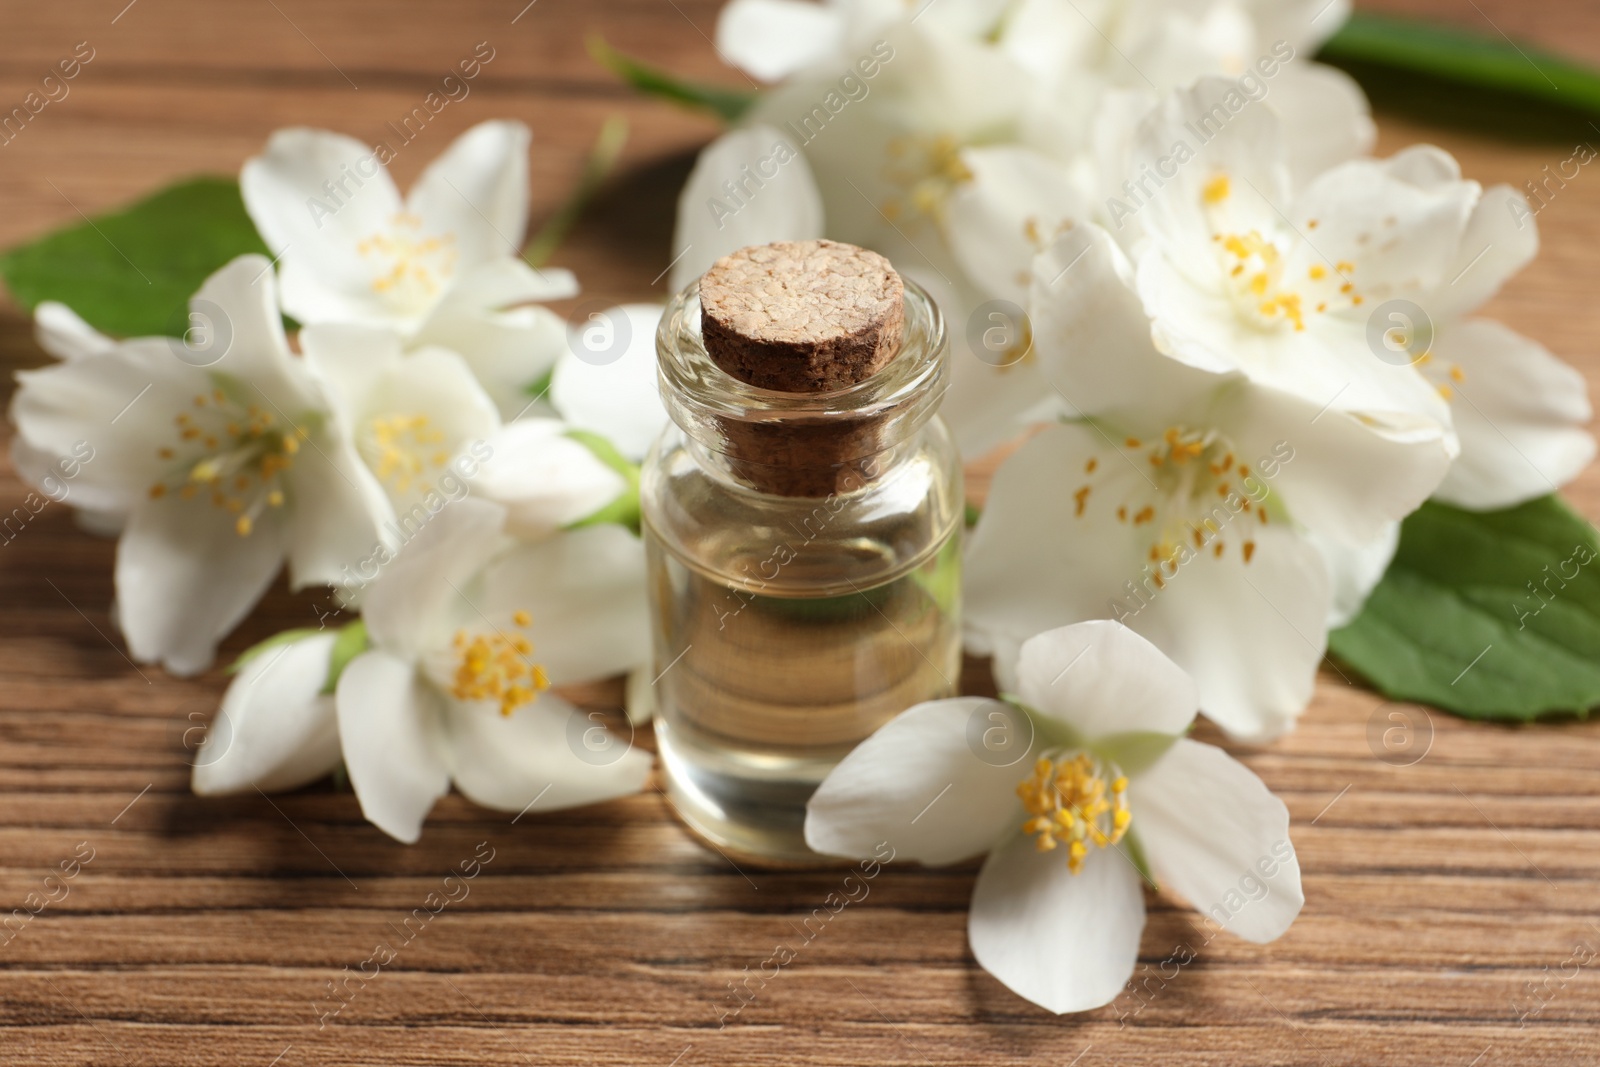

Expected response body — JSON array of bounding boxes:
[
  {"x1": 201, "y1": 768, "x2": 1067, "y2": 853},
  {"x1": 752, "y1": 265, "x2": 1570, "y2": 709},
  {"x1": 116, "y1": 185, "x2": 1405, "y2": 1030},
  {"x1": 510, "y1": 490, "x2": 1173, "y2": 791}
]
[
  {"x1": 963, "y1": 226, "x2": 1455, "y2": 738},
  {"x1": 195, "y1": 499, "x2": 653, "y2": 842},
  {"x1": 1105, "y1": 79, "x2": 1476, "y2": 431},
  {"x1": 8, "y1": 256, "x2": 381, "y2": 675},
  {"x1": 1373, "y1": 147, "x2": 1594, "y2": 510},
  {"x1": 299, "y1": 325, "x2": 500, "y2": 557},
  {"x1": 548, "y1": 303, "x2": 670, "y2": 461},
  {"x1": 241, "y1": 120, "x2": 576, "y2": 417},
  {"x1": 339, "y1": 498, "x2": 652, "y2": 842},
  {"x1": 806, "y1": 621, "x2": 1302, "y2": 1014}
]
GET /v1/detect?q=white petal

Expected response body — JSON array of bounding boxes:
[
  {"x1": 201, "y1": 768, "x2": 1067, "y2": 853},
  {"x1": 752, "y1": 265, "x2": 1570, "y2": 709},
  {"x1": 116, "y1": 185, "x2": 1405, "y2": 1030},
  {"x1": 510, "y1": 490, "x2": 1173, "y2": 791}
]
[
  {"x1": 1127, "y1": 76, "x2": 1291, "y2": 270},
  {"x1": 470, "y1": 524, "x2": 650, "y2": 686},
  {"x1": 968, "y1": 831, "x2": 1146, "y2": 1014},
  {"x1": 1030, "y1": 224, "x2": 1221, "y2": 426},
  {"x1": 905, "y1": 265, "x2": 1066, "y2": 459},
  {"x1": 193, "y1": 632, "x2": 341, "y2": 795},
  {"x1": 945, "y1": 146, "x2": 1085, "y2": 305},
  {"x1": 283, "y1": 433, "x2": 390, "y2": 592},
  {"x1": 299, "y1": 323, "x2": 401, "y2": 420},
  {"x1": 116, "y1": 497, "x2": 287, "y2": 676},
  {"x1": 34, "y1": 302, "x2": 116, "y2": 361},
  {"x1": 1432, "y1": 320, "x2": 1596, "y2": 509},
  {"x1": 1131, "y1": 738, "x2": 1302, "y2": 943},
  {"x1": 240, "y1": 127, "x2": 405, "y2": 327},
  {"x1": 1312, "y1": 521, "x2": 1399, "y2": 629},
  {"x1": 445, "y1": 692, "x2": 651, "y2": 814},
  {"x1": 471, "y1": 420, "x2": 626, "y2": 539},
  {"x1": 1137, "y1": 523, "x2": 1329, "y2": 741},
  {"x1": 1429, "y1": 186, "x2": 1538, "y2": 322},
  {"x1": 1267, "y1": 65, "x2": 1375, "y2": 189},
  {"x1": 549, "y1": 303, "x2": 669, "y2": 460},
  {"x1": 965, "y1": 423, "x2": 1156, "y2": 649},
  {"x1": 406, "y1": 120, "x2": 532, "y2": 270},
  {"x1": 197, "y1": 256, "x2": 320, "y2": 414},
  {"x1": 1220, "y1": 384, "x2": 1454, "y2": 547},
  {"x1": 336, "y1": 650, "x2": 451, "y2": 844},
  {"x1": 417, "y1": 299, "x2": 571, "y2": 420},
  {"x1": 670, "y1": 126, "x2": 825, "y2": 293},
  {"x1": 361, "y1": 497, "x2": 510, "y2": 661},
  {"x1": 1136, "y1": 249, "x2": 1454, "y2": 431},
  {"x1": 716, "y1": 0, "x2": 843, "y2": 81},
  {"x1": 1287, "y1": 153, "x2": 1475, "y2": 297},
  {"x1": 8, "y1": 341, "x2": 179, "y2": 513},
  {"x1": 1014, "y1": 621, "x2": 1198, "y2": 741},
  {"x1": 805, "y1": 697, "x2": 1031, "y2": 866}
]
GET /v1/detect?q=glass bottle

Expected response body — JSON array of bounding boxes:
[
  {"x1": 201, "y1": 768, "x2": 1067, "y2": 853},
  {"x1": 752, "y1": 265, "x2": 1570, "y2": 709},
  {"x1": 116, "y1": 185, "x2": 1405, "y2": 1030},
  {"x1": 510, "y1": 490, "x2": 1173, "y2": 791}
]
[{"x1": 641, "y1": 268, "x2": 963, "y2": 864}]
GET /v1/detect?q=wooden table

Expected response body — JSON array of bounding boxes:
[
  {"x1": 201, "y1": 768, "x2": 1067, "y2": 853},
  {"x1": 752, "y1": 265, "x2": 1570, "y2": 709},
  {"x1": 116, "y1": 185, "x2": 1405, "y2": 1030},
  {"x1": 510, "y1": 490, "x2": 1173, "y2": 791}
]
[{"x1": 2, "y1": 1, "x2": 1597, "y2": 1063}]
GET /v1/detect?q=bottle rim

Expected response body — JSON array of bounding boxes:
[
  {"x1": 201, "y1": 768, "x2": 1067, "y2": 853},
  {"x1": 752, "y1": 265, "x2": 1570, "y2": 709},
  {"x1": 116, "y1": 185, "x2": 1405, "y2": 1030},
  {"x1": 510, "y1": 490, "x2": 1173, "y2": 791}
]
[{"x1": 655, "y1": 275, "x2": 948, "y2": 432}]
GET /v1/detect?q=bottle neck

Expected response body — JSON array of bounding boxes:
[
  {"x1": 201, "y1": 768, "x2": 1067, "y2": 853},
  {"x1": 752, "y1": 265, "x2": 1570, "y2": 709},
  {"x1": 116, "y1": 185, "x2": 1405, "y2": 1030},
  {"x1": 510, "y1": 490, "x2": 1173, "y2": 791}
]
[{"x1": 655, "y1": 278, "x2": 947, "y2": 498}]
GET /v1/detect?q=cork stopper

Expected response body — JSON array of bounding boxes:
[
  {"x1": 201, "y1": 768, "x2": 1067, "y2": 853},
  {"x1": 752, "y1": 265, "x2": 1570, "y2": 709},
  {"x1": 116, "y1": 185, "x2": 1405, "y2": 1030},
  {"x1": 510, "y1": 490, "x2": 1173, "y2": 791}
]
[{"x1": 700, "y1": 240, "x2": 905, "y2": 393}]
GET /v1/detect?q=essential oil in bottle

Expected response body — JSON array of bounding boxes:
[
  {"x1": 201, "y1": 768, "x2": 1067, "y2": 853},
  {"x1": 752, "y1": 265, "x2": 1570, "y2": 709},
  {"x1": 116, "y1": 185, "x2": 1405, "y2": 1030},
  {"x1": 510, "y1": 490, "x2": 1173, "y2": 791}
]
[{"x1": 641, "y1": 240, "x2": 963, "y2": 864}]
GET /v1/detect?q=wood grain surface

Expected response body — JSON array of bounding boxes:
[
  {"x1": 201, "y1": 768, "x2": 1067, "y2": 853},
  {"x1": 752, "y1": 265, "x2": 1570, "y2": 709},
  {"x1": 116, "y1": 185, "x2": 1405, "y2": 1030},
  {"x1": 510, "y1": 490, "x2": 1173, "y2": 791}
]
[{"x1": 2, "y1": 1, "x2": 1598, "y2": 1064}]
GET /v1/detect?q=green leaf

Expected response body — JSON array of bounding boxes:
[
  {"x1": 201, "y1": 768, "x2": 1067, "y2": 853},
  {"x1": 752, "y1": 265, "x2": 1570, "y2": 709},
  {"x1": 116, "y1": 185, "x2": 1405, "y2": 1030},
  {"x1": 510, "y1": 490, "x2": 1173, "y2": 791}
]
[
  {"x1": 322, "y1": 620, "x2": 369, "y2": 695},
  {"x1": 0, "y1": 177, "x2": 271, "y2": 338},
  {"x1": 588, "y1": 35, "x2": 756, "y2": 124},
  {"x1": 565, "y1": 429, "x2": 642, "y2": 534},
  {"x1": 1329, "y1": 495, "x2": 1600, "y2": 721},
  {"x1": 1319, "y1": 12, "x2": 1600, "y2": 122},
  {"x1": 525, "y1": 115, "x2": 630, "y2": 269},
  {"x1": 226, "y1": 628, "x2": 321, "y2": 675}
]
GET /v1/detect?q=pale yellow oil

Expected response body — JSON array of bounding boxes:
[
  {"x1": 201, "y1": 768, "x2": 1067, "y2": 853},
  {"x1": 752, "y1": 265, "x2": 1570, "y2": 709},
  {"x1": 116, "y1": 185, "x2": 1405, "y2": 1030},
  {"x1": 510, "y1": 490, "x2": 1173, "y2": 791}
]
[{"x1": 646, "y1": 521, "x2": 962, "y2": 864}]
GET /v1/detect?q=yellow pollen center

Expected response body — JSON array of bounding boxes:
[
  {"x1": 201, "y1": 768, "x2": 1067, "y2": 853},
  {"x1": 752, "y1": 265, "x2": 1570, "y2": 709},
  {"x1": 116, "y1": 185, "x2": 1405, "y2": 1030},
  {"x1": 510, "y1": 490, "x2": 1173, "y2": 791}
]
[
  {"x1": 363, "y1": 414, "x2": 448, "y2": 495},
  {"x1": 1202, "y1": 172, "x2": 1363, "y2": 331},
  {"x1": 880, "y1": 133, "x2": 974, "y2": 226},
  {"x1": 449, "y1": 611, "x2": 551, "y2": 717},
  {"x1": 1071, "y1": 425, "x2": 1262, "y2": 577},
  {"x1": 149, "y1": 387, "x2": 306, "y2": 537},
  {"x1": 357, "y1": 212, "x2": 459, "y2": 306},
  {"x1": 1018, "y1": 753, "x2": 1131, "y2": 874}
]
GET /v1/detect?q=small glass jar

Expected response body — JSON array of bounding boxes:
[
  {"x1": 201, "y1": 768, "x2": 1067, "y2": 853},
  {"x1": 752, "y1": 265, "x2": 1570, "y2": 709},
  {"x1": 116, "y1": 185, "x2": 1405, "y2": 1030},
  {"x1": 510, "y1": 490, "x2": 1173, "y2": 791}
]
[{"x1": 641, "y1": 275, "x2": 963, "y2": 864}]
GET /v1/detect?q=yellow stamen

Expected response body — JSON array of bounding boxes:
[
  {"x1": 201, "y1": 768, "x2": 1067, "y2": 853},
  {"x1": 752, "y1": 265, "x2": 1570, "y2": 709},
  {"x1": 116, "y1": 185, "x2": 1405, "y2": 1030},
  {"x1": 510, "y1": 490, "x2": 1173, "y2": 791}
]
[
  {"x1": 1017, "y1": 754, "x2": 1131, "y2": 873},
  {"x1": 449, "y1": 612, "x2": 550, "y2": 717}
]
